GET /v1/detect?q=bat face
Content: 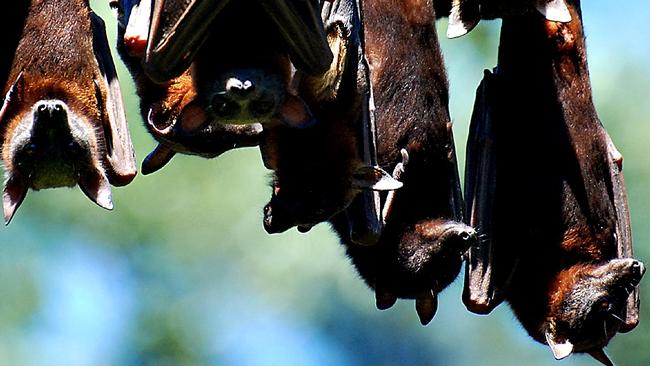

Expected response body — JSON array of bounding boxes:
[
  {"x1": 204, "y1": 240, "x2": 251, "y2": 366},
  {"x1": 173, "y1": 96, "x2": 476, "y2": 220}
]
[
  {"x1": 4, "y1": 98, "x2": 101, "y2": 191},
  {"x1": 544, "y1": 259, "x2": 645, "y2": 358},
  {"x1": 0, "y1": 0, "x2": 136, "y2": 224}
]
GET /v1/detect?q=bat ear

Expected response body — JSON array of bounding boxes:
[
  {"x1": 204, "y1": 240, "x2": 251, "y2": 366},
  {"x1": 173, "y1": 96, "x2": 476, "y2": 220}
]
[
  {"x1": 90, "y1": 13, "x2": 137, "y2": 187},
  {"x1": 0, "y1": 71, "x2": 25, "y2": 125},
  {"x1": 535, "y1": 0, "x2": 572, "y2": 23},
  {"x1": 280, "y1": 94, "x2": 316, "y2": 128},
  {"x1": 352, "y1": 166, "x2": 403, "y2": 191},
  {"x1": 141, "y1": 144, "x2": 176, "y2": 175},
  {"x1": 589, "y1": 349, "x2": 614, "y2": 366},
  {"x1": 79, "y1": 168, "x2": 114, "y2": 211},
  {"x1": 447, "y1": 0, "x2": 479, "y2": 39},
  {"x1": 545, "y1": 331, "x2": 574, "y2": 360},
  {"x1": 3, "y1": 173, "x2": 28, "y2": 225}
]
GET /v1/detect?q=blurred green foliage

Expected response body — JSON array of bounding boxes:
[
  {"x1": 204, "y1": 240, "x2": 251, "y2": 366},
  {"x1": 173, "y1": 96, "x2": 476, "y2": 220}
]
[{"x1": 0, "y1": 1, "x2": 647, "y2": 365}]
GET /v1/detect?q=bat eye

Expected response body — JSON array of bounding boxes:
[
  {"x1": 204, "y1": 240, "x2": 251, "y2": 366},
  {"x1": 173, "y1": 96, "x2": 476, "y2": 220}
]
[
  {"x1": 596, "y1": 299, "x2": 611, "y2": 314},
  {"x1": 459, "y1": 232, "x2": 472, "y2": 241},
  {"x1": 250, "y1": 99, "x2": 275, "y2": 117},
  {"x1": 25, "y1": 143, "x2": 36, "y2": 156},
  {"x1": 211, "y1": 95, "x2": 240, "y2": 118}
]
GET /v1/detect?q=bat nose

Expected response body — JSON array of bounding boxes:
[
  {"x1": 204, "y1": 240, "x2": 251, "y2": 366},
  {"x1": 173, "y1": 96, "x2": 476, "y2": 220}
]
[
  {"x1": 225, "y1": 78, "x2": 255, "y2": 98},
  {"x1": 34, "y1": 100, "x2": 67, "y2": 123}
]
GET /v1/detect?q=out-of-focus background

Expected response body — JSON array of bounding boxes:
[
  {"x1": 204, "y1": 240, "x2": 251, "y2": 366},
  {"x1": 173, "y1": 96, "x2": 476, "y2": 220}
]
[{"x1": 0, "y1": 1, "x2": 648, "y2": 365}]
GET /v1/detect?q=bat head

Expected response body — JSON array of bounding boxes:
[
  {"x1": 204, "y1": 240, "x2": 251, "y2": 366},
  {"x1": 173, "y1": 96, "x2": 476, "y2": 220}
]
[
  {"x1": 263, "y1": 164, "x2": 402, "y2": 234},
  {"x1": 544, "y1": 258, "x2": 645, "y2": 362},
  {"x1": 375, "y1": 219, "x2": 476, "y2": 297},
  {"x1": 1, "y1": 75, "x2": 115, "y2": 224}
]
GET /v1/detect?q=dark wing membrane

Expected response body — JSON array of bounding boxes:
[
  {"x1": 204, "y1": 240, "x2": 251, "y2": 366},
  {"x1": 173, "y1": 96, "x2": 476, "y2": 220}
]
[
  {"x1": 260, "y1": 0, "x2": 332, "y2": 76},
  {"x1": 0, "y1": 2, "x2": 28, "y2": 97},
  {"x1": 325, "y1": 0, "x2": 382, "y2": 245},
  {"x1": 91, "y1": 13, "x2": 137, "y2": 186},
  {"x1": 604, "y1": 133, "x2": 639, "y2": 333},
  {"x1": 144, "y1": 0, "x2": 231, "y2": 82},
  {"x1": 462, "y1": 70, "x2": 504, "y2": 314}
]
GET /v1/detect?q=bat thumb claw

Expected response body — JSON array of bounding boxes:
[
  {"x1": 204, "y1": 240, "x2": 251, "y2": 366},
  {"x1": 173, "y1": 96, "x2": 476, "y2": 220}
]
[
  {"x1": 415, "y1": 290, "x2": 438, "y2": 326},
  {"x1": 536, "y1": 0, "x2": 572, "y2": 23},
  {"x1": 3, "y1": 174, "x2": 28, "y2": 225}
]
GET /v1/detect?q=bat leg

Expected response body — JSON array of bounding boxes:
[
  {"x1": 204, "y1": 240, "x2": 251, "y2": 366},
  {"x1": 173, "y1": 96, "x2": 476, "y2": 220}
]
[{"x1": 381, "y1": 148, "x2": 409, "y2": 225}]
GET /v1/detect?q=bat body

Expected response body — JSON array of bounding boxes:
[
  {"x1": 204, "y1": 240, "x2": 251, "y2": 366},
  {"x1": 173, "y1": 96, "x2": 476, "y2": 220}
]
[
  {"x1": 0, "y1": 0, "x2": 135, "y2": 224},
  {"x1": 463, "y1": 2, "x2": 644, "y2": 363},
  {"x1": 332, "y1": 0, "x2": 474, "y2": 325},
  {"x1": 263, "y1": 0, "x2": 472, "y2": 324},
  {"x1": 113, "y1": 0, "x2": 331, "y2": 174},
  {"x1": 260, "y1": 0, "x2": 402, "y2": 234}
]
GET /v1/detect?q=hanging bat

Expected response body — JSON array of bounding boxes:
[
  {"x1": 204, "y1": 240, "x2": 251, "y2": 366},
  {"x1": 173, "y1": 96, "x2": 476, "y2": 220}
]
[
  {"x1": 0, "y1": 0, "x2": 136, "y2": 224},
  {"x1": 447, "y1": 0, "x2": 572, "y2": 38},
  {"x1": 330, "y1": 0, "x2": 474, "y2": 326},
  {"x1": 463, "y1": 3, "x2": 644, "y2": 364},
  {"x1": 112, "y1": 0, "x2": 333, "y2": 174},
  {"x1": 262, "y1": 0, "x2": 474, "y2": 324},
  {"x1": 259, "y1": 0, "x2": 403, "y2": 235}
]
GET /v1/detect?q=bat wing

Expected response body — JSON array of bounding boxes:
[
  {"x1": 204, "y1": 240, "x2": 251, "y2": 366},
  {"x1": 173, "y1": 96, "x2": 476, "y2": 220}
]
[
  {"x1": 144, "y1": 0, "x2": 331, "y2": 82},
  {"x1": 91, "y1": 13, "x2": 137, "y2": 186},
  {"x1": 259, "y1": 0, "x2": 332, "y2": 76},
  {"x1": 322, "y1": 0, "x2": 383, "y2": 245},
  {"x1": 604, "y1": 134, "x2": 639, "y2": 333},
  {"x1": 144, "y1": 0, "x2": 231, "y2": 82},
  {"x1": 462, "y1": 70, "x2": 511, "y2": 314}
]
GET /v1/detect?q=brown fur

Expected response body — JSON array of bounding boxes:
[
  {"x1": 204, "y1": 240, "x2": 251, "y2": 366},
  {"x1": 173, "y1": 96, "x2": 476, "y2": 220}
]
[
  {"x1": 259, "y1": 20, "x2": 365, "y2": 232},
  {"x1": 324, "y1": 0, "x2": 473, "y2": 323},
  {"x1": 471, "y1": 0, "x2": 644, "y2": 357},
  {"x1": 1, "y1": 0, "x2": 108, "y2": 176}
]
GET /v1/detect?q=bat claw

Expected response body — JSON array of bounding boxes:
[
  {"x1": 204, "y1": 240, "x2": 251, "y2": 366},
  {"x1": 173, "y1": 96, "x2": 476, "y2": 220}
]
[{"x1": 415, "y1": 290, "x2": 438, "y2": 325}]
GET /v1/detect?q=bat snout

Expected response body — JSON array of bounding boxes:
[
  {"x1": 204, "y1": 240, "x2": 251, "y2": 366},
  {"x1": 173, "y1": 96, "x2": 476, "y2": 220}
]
[
  {"x1": 225, "y1": 78, "x2": 255, "y2": 98},
  {"x1": 32, "y1": 100, "x2": 69, "y2": 134}
]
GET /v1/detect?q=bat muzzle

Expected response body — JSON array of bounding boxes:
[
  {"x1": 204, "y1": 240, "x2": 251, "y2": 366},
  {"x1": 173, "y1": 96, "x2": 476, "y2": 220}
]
[{"x1": 12, "y1": 100, "x2": 93, "y2": 190}]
